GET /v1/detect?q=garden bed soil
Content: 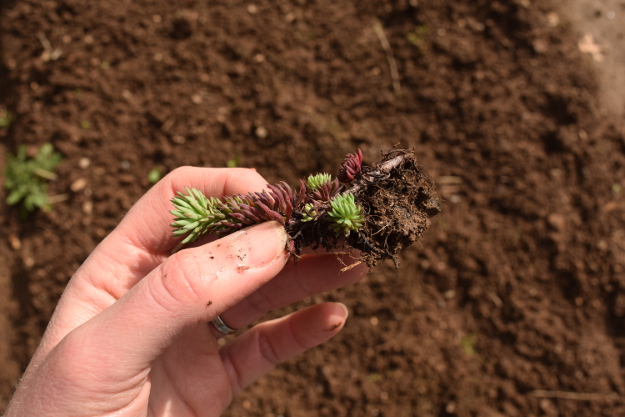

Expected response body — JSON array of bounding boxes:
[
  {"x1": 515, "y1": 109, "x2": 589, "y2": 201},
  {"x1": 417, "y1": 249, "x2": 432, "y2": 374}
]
[{"x1": 2, "y1": 1, "x2": 625, "y2": 416}]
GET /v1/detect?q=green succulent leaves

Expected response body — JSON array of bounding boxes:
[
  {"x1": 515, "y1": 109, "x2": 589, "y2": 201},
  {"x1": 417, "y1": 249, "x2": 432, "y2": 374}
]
[
  {"x1": 327, "y1": 193, "x2": 365, "y2": 236},
  {"x1": 170, "y1": 149, "x2": 436, "y2": 267},
  {"x1": 171, "y1": 181, "x2": 365, "y2": 243},
  {"x1": 171, "y1": 153, "x2": 369, "y2": 246},
  {"x1": 306, "y1": 173, "x2": 332, "y2": 190},
  {"x1": 171, "y1": 186, "x2": 365, "y2": 243},
  {"x1": 4, "y1": 143, "x2": 62, "y2": 213},
  {"x1": 301, "y1": 203, "x2": 318, "y2": 222},
  {"x1": 170, "y1": 187, "x2": 221, "y2": 244},
  {"x1": 171, "y1": 182, "x2": 295, "y2": 244}
]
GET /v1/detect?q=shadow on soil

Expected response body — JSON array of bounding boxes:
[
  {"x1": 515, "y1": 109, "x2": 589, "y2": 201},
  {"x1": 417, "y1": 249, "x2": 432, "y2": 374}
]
[
  {"x1": 0, "y1": 0, "x2": 18, "y2": 146},
  {"x1": 0, "y1": 0, "x2": 16, "y2": 99}
]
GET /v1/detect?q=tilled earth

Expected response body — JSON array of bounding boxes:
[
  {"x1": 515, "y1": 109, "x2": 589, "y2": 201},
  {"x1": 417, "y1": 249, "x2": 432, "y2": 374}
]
[{"x1": 2, "y1": 1, "x2": 625, "y2": 416}]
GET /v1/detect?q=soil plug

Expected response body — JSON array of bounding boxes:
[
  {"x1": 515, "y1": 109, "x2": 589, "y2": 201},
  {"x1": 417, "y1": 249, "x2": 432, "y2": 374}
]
[{"x1": 170, "y1": 148, "x2": 441, "y2": 267}]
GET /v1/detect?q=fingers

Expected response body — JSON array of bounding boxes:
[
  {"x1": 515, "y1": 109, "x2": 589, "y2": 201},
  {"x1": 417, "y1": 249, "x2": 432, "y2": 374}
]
[
  {"x1": 117, "y1": 167, "x2": 270, "y2": 254},
  {"x1": 220, "y1": 302, "x2": 349, "y2": 395},
  {"x1": 209, "y1": 253, "x2": 367, "y2": 338},
  {"x1": 86, "y1": 167, "x2": 270, "y2": 299},
  {"x1": 94, "y1": 167, "x2": 271, "y2": 282},
  {"x1": 36, "y1": 167, "x2": 271, "y2": 359},
  {"x1": 56, "y1": 222, "x2": 289, "y2": 379}
]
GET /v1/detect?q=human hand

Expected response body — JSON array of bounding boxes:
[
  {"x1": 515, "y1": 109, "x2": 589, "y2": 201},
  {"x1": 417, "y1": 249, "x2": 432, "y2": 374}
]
[{"x1": 4, "y1": 167, "x2": 367, "y2": 417}]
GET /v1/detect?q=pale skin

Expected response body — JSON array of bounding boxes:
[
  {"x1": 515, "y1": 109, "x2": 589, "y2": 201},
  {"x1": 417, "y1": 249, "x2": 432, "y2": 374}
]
[{"x1": 4, "y1": 167, "x2": 368, "y2": 417}]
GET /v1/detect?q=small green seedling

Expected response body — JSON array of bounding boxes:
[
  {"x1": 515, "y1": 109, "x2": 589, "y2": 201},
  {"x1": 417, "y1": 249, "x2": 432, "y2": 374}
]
[
  {"x1": 226, "y1": 156, "x2": 240, "y2": 168},
  {"x1": 148, "y1": 167, "x2": 162, "y2": 184},
  {"x1": 366, "y1": 373, "x2": 381, "y2": 383},
  {"x1": 406, "y1": 24, "x2": 428, "y2": 54},
  {"x1": 0, "y1": 109, "x2": 13, "y2": 129},
  {"x1": 460, "y1": 333, "x2": 477, "y2": 356},
  {"x1": 4, "y1": 144, "x2": 63, "y2": 213}
]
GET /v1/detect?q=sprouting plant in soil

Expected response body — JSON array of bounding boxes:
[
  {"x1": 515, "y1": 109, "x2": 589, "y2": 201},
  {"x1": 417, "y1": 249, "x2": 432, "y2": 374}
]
[
  {"x1": 0, "y1": 109, "x2": 13, "y2": 129},
  {"x1": 171, "y1": 148, "x2": 441, "y2": 267},
  {"x1": 4, "y1": 143, "x2": 63, "y2": 215}
]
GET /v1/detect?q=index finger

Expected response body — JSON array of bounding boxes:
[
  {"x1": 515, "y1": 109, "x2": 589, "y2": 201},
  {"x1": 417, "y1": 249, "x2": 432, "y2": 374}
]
[
  {"x1": 62, "y1": 167, "x2": 267, "y2": 309},
  {"x1": 95, "y1": 167, "x2": 271, "y2": 285}
]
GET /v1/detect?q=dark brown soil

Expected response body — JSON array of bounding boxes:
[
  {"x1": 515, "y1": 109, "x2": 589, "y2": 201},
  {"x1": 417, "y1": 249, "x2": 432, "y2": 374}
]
[
  {"x1": 346, "y1": 149, "x2": 441, "y2": 268},
  {"x1": 2, "y1": 0, "x2": 625, "y2": 416}
]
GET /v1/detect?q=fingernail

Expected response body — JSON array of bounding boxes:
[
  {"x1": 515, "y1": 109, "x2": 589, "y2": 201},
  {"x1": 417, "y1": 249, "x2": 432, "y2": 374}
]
[
  {"x1": 230, "y1": 221, "x2": 288, "y2": 268},
  {"x1": 337, "y1": 302, "x2": 349, "y2": 318}
]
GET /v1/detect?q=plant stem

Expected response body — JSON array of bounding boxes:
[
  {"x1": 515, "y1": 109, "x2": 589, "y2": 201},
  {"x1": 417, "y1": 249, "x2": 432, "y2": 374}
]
[
  {"x1": 33, "y1": 168, "x2": 58, "y2": 181},
  {"x1": 344, "y1": 152, "x2": 413, "y2": 196}
]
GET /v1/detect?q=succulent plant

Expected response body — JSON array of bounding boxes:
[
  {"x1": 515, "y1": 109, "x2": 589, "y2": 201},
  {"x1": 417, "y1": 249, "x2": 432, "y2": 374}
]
[
  {"x1": 327, "y1": 193, "x2": 365, "y2": 236},
  {"x1": 171, "y1": 182, "x2": 295, "y2": 244},
  {"x1": 170, "y1": 151, "x2": 373, "y2": 248},
  {"x1": 170, "y1": 187, "x2": 220, "y2": 244},
  {"x1": 306, "y1": 173, "x2": 332, "y2": 190},
  {"x1": 170, "y1": 172, "x2": 362, "y2": 244},
  {"x1": 337, "y1": 149, "x2": 363, "y2": 183},
  {"x1": 309, "y1": 177, "x2": 342, "y2": 203},
  {"x1": 170, "y1": 148, "x2": 440, "y2": 267},
  {"x1": 300, "y1": 203, "x2": 318, "y2": 223}
]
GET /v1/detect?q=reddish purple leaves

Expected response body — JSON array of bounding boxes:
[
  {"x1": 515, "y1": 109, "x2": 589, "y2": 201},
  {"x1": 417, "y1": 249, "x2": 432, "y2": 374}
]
[{"x1": 338, "y1": 149, "x2": 363, "y2": 183}]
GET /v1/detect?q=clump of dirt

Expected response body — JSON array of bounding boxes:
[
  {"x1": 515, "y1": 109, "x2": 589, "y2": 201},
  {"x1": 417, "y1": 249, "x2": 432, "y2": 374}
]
[{"x1": 345, "y1": 149, "x2": 440, "y2": 267}]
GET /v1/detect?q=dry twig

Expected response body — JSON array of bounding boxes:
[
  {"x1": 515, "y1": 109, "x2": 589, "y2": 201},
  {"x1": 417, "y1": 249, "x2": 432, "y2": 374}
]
[
  {"x1": 37, "y1": 32, "x2": 62, "y2": 62},
  {"x1": 373, "y1": 20, "x2": 401, "y2": 95}
]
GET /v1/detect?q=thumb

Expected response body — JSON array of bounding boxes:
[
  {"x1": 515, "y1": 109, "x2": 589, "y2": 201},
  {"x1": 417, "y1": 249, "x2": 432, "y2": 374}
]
[{"x1": 56, "y1": 221, "x2": 289, "y2": 382}]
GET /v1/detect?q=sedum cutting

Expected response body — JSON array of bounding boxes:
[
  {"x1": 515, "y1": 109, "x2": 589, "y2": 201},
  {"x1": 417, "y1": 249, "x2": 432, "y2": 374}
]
[{"x1": 171, "y1": 149, "x2": 440, "y2": 267}]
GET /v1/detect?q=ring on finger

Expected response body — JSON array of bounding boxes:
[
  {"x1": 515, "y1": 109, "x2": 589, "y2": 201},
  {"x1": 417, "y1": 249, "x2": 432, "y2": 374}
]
[{"x1": 211, "y1": 315, "x2": 237, "y2": 335}]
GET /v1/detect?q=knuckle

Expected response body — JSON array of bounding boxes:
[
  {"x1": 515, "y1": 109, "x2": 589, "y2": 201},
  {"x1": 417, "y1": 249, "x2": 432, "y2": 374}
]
[
  {"x1": 223, "y1": 168, "x2": 266, "y2": 189},
  {"x1": 48, "y1": 332, "x2": 110, "y2": 387},
  {"x1": 150, "y1": 251, "x2": 207, "y2": 312},
  {"x1": 255, "y1": 330, "x2": 281, "y2": 367},
  {"x1": 163, "y1": 166, "x2": 201, "y2": 191},
  {"x1": 167, "y1": 165, "x2": 195, "y2": 178},
  {"x1": 246, "y1": 287, "x2": 278, "y2": 316}
]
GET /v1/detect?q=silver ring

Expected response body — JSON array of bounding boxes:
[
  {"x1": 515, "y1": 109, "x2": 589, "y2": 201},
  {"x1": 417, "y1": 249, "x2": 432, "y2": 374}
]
[{"x1": 212, "y1": 315, "x2": 237, "y2": 335}]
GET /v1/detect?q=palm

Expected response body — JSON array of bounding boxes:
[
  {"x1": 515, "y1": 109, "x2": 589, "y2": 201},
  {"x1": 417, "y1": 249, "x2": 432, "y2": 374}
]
[{"x1": 148, "y1": 325, "x2": 232, "y2": 417}]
